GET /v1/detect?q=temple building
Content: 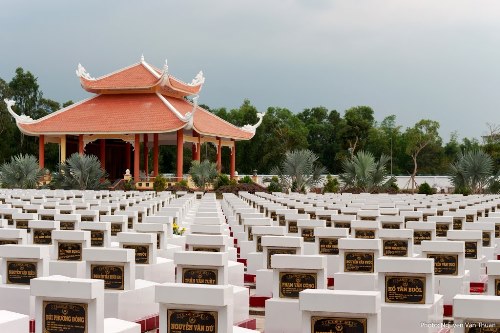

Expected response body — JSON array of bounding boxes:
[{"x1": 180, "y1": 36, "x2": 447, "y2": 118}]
[{"x1": 5, "y1": 56, "x2": 263, "y2": 181}]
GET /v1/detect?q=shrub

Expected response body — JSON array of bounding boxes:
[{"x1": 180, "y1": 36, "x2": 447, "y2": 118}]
[
  {"x1": 322, "y1": 175, "x2": 339, "y2": 193},
  {"x1": 51, "y1": 153, "x2": 110, "y2": 190},
  {"x1": 214, "y1": 174, "x2": 231, "y2": 189},
  {"x1": 123, "y1": 179, "x2": 135, "y2": 191},
  {"x1": 239, "y1": 175, "x2": 253, "y2": 184},
  {"x1": 188, "y1": 160, "x2": 218, "y2": 190},
  {"x1": 267, "y1": 180, "x2": 282, "y2": 193},
  {"x1": 418, "y1": 182, "x2": 434, "y2": 195},
  {"x1": 153, "y1": 174, "x2": 167, "y2": 192},
  {"x1": 177, "y1": 179, "x2": 188, "y2": 187}
]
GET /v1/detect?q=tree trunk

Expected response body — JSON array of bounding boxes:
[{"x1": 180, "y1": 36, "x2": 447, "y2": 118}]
[{"x1": 411, "y1": 155, "x2": 418, "y2": 194}]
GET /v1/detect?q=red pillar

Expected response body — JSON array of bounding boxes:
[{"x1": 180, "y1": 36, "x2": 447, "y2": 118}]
[
  {"x1": 125, "y1": 143, "x2": 131, "y2": 170},
  {"x1": 230, "y1": 140, "x2": 236, "y2": 179},
  {"x1": 153, "y1": 133, "x2": 159, "y2": 177},
  {"x1": 39, "y1": 135, "x2": 45, "y2": 169},
  {"x1": 216, "y1": 137, "x2": 222, "y2": 173},
  {"x1": 134, "y1": 134, "x2": 140, "y2": 181},
  {"x1": 195, "y1": 138, "x2": 201, "y2": 162},
  {"x1": 78, "y1": 135, "x2": 84, "y2": 155},
  {"x1": 176, "y1": 129, "x2": 184, "y2": 180},
  {"x1": 192, "y1": 130, "x2": 197, "y2": 161},
  {"x1": 100, "y1": 139, "x2": 106, "y2": 170},
  {"x1": 143, "y1": 134, "x2": 149, "y2": 177}
]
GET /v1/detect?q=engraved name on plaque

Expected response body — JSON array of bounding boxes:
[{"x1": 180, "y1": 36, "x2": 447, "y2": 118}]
[
  {"x1": 182, "y1": 268, "x2": 218, "y2": 285},
  {"x1": 382, "y1": 223, "x2": 400, "y2": 229},
  {"x1": 318, "y1": 237, "x2": 339, "y2": 255},
  {"x1": 311, "y1": 317, "x2": 367, "y2": 333},
  {"x1": 483, "y1": 231, "x2": 491, "y2": 247},
  {"x1": 43, "y1": 301, "x2": 87, "y2": 333},
  {"x1": 58, "y1": 242, "x2": 83, "y2": 261},
  {"x1": 385, "y1": 275, "x2": 426, "y2": 304},
  {"x1": 256, "y1": 235, "x2": 263, "y2": 252},
  {"x1": 279, "y1": 272, "x2": 317, "y2": 298},
  {"x1": 382, "y1": 240, "x2": 408, "y2": 257},
  {"x1": 355, "y1": 230, "x2": 376, "y2": 239},
  {"x1": 435, "y1": 223, "x2": 450, "y2": 237},
  {"x1": 122, "y1": 244, "x2": 150, "y2": 264},
  {"x1": 267, "y1": 248, "x2": 296, "y2": 269},
  {"x1": 90, "y1": 230, "x2": 104, "y2": 247},
  {"x1": 344, "y1": 252, "x2": 375, "y2": 273},
  {"x1": 90, "y1": 264, "x2": 124, "y2": 290},
  {"x1": 110, "y1": 223, "x2": 122, "y2": 236},
  {"x1": 247, "y1": 226, "x2": 253, "y2": 241},
  {"x1": 495, "y1": 279, "x2": 500, "y2": 296},
  {"x1": 7, "y1": 261, "x2": 37, "y2": 284},
  {"x1": 167, "y1": 309, "x2": 217, "y2": 333},
  {"x1": 192, "y1": 246, "x2": 219, "y2": 252},
  {"x1": 33, "y1": 229, "x2": 52, "y2": 245},
  {"x1": 301, "y1": 228, "x2": 315, "y2": 243},
  {"x1": 0, "y1": 238, "x2": 19, "y2": 245},
  {"x1": 60, "y1": 221, "x2": 75, "y2": 231},
  {"x1": 453, "y1": 218, "x2": 463, "y2": 230},
  {"x1": 465, "y1": 241, "x2": 478, "y2": 259},
  {"x1": 288, "y1": 221, "x2": 298, "y2": 233},
  {"x1": 15, "y1": 220, "x2": 29, "y2": 231},
  {"x1": 427, "y1": 253, "x2": 458, "y2": 276},
  {"x1": 413, "y1": 230, "x2": 432, "y2": 245}
]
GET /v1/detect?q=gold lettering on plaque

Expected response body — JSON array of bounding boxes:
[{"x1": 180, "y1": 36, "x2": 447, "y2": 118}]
[
  {"x1": 311, "y1": 316, "x2": 367, "y2": 333},
  {"x1": 167, "y1": 309, "x2": 218, "y2": 333},
  {"x1": 279, "y1": 272, "x2": 317, "y2": 298},
  {"x1": 318, "y1": 238, "x2": 339, "y2": 255},
  {"x1": 122, "y1": 244, "x2": 150, "y2": 264},
  {"x1": 383, "y1": 240, "x2": 408, "y2": 257},
  {"x1": 427, "y1": 253, "x2": 458, "y2": 276},
  {"x1": 43, "y1": 301, "x2": 87, "y2": 333},
  {"x1": 465, "y1": 241, "x2": 478, "y2": 259},
  {"x1": 413, "y1": 230, "x2": 432, "y2": 245},
  {"x1": 90, "y1": 264, "x2": 124, "y2": 290},
  {"x1": 267, "y1": 248, "x2": 296, "y2": 269},
  {"x1": 33, "y1": 229, "x2": 52, "y2": 245},
  {"x1": 385, "y1": 275, "x2": 426, "y2": 304},
  {"x1": 355, "y1": 229, "x2": 376, "y2": 239},
  {"x1": 182, "y1": 268, "x2": 218, "y2": 285},
  {"x1": 344, "y1": 252, "x2": 374, "y2": 273},
  {"x1": 6, "y1": 261, "x2": 37, "y2": 284}
]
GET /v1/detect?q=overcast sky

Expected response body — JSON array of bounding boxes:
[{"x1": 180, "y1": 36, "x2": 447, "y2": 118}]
[{"x1": 1, "y1": 0, "x2": 499, "y2": 141}]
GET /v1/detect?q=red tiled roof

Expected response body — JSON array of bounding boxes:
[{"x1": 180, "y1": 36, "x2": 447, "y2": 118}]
[
  {"x1": 19, "y1": 94, "x2": 185, "y2": 135},
  {"x1": 18, "y1": 94, "x2": 254, "y2": 140},
  {"x1": 81, "y1": 63, "x2": 159, "y2": 91}
]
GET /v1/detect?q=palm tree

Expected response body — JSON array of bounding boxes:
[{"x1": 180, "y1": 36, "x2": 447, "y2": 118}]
[
  {"x1": 339, "y1": 150, "x2": 395, "y2": 192},
  {"x1": 449, "y1": 150, "x2": 497, "y2": 194},
  {"x1": 271, "y1": 149, "x2": 326, "y2": 193},
  {"x1": 189, "y1": 160, "x2": 218, "y2": 190},
  {"x1": 51, "y1": 153, "x2": 110, "y2": 190},
  {"x1": 0, "y1": 154, "x2": 43, "y2": 189}
]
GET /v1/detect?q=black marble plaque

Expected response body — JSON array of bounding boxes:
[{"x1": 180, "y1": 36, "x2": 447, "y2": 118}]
[
  {"x1": 279, "y1": 272, "x2": 317, "y2": 298},
  {"x1": 495, "y1": 279, "x2": 500, "y2": 296},
  {"x1": 7, "y1": 261, "x2": 37, "y2": 284},
  {"x1": 43, "y1": 301, "x2": 87, "y2": 333},
  {"x1": 405, "y1": 217, "x2": 420, "y2": 222},
  {"x1": 301, "y1": 228, "x2": 315, "y2": 242},
  {"x1": 90, "y1": 230, "x2": 104, "y2": 247},
  {"x1": 344, "y1": 252, "x2": 374, "y2": 273},
  {"x1": 413, "y1": 230, "x2": 432, "y2": 245},
  {"x1": 256, "y1": 235, "x2": 263, "y2": 252},
  {"x1": 5, "y1": 214, "x2": 13, "y2": 225},
  {"x1": 288, "y1": 221, "x2": 298, "y2": 233},
  {"x1": 157, "y1": 232, "x2": 161, "y2": 249},
  {"x1": 334, "y1": 222, "x2": 351, "y2": 230},
  {"x1": 270, "y1": 212, "x2": 277, "y2": 221},
  {"x1": 90, "y1": 264, "x2": 124, "y2": 290},
  {"x1": 58, "y1": 242, "x2": 83, "y2": 261},
  {"x1": 192, "y1": 246, "x2": 220, "y2": 252},
  {"x1": 279, "y1": 215, "x2": 286, "y2": 226},
  {"x1": 311, "y1": 316, "x2": 367, "y2": 333},
  {"x1": 382, "y1": 223, "x2": 401, "y2": 229},
  {"x1": 111, "y1": 223, "x2": 122, "y2": 236},
  {"x1": 355, "y1": 229, "x2": 376, "y2": 239},
  {"x1": 383, "y1": 240, "x2": 408, "y2": 257},
  {"x1": 60, "y1": 221, "x2": 75, "y2": 231},
  {"x1": 267, "y1": 248, "x2": 296, "y2": 269},
  {"x1": 466, "y1": 214, "x2": 474, "y2": 222},
  {"x1": 360, "y1": 216, "x2": 377, "y2": 221},
  {"x1": 167, "y1": 309, "x2": 217, "y2": 333},
  {"x1": 496, "y1": 224, "x2": 500, "y2": 238},
  {"x1": 464, "y1": 322, "x2": 500, "y2": 332},
  {"x1": 483, "y1": 231, "x2": 491, "y2": 247},
  {"x1": 15, "y1": 220, "x2": 29, "y2": 230},
  {"x1": 0, "y1": 239, "x2": 19, "y2": 245},
  {"x1": 128, "y1": 217, "x2": 133, "y2": 229},
  {"x1": 33, "y1": 229, "x2": 52, "y2": 245},
  {"x1": 385, "y1": 275, "x2": 426, "y2": 304},
  {"x1": 453, "y1": 218, "x2": 463, "y2": 230},
  {"x1": 80, "y1": 216, "x2": 94, "y2": 222},
  {"x1": 247, "y1": 226, "x2": 253, "y2": 241},
  {"x1": 123, "y1": 244, "x2": 150, "y2": 264},
  {"x1": 182, "y1": 268, "x2": 218, "y2": 285},
  {"x1": 60, "y1": 210, "x2": 72, "y2": 215},
  {"x1": 319, "y1": 237, "x2": 339, "y2": 255},
  {"x1": 436, "y1": 223, "x2": 450, "y2": 237},
  {"x1": 465, "y1": 241, "x2": 478, "y2": 259},
  {"x1": 40, "y1": 215, "x2": 54, "y2": 221},
  {"x1": 427, "y1": 253, "x2": 458, "y2": 275}
]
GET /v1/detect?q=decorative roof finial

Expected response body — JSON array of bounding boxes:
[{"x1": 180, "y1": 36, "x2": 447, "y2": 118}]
[
  {"x1": 141, "y1": 54, "x2": 145, "y2": 62},
  {"x1": 75, "y1": 63, "x2": 95, "y2": 80},
  {"x1": 163, "y1": 59, "x2": 169, "y2": 73},
  {"x1": 241, "y1": 112, "x2": 266, "y2": 134},
  {"x1": 189, "y1": 71, "x2": 205, "y2": 86},
  {"x1": 3, "y1": 99, "x2": 35, "y2": 124}
]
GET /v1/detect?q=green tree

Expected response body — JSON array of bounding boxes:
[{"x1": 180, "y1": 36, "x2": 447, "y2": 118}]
[
  {"x1": 339, "y1": 151, "x2": 395, "y2": 193},
  {"x1": 51, "y1": 153, "x2": 110, "y2": 190},
  {"x1": 449, "y1": 150, "x2": 497, "y2": 194},
  {"x1": 188, "y1": 160, "x2": 218, "y2": 190},
  {"x1": 339, "y1": 106, "x2": 375, "y2": 154},
  {"x1": 0, "y1": 154, "x2": 43, "y2": 189},
  {"x1": 404, "y1": 119, "x2": 441, "y2": 192},
  {"x1": 271, "y1": 149, "x2": 326, "y2": 193}
]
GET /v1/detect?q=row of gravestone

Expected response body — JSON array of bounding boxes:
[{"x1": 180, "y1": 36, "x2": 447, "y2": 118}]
[
  {"x1": 0, "y1": 189, "x2": 256, "y2": 332},
  {"x1": 220, "y1": 191, "x2": 500, "y2": 333}
]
